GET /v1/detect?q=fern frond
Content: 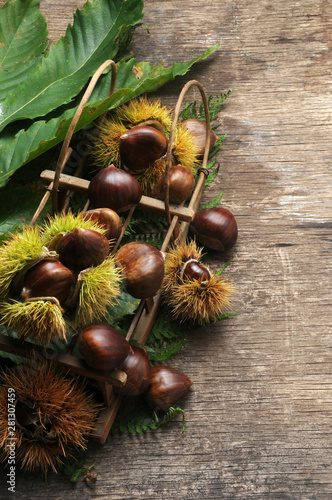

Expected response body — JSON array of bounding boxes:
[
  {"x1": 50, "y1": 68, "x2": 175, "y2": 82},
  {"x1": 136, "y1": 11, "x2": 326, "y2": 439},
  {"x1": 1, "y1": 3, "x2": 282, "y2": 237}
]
[
  {"x1": 146, "y1": 313, "x2": 188, "y2": 362},
  {"x1": 111, "y1": 397, "x2": 186, "y2": 436},
  {"x1": 179, "y1": 91, "x2": 232, "y2": 122},
  {"x1": 204, "y1": 164, "x2": 220, "y2": 187},
  {"x1": 199, "y1": 191, "x2": 224, "y2": 210}
]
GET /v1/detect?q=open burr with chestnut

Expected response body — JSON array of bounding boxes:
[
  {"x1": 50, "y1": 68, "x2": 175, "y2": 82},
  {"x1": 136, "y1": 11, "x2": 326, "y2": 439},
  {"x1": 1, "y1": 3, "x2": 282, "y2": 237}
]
[{"x1": 161, "y1": 240, "x2": 236, "y2": 324}]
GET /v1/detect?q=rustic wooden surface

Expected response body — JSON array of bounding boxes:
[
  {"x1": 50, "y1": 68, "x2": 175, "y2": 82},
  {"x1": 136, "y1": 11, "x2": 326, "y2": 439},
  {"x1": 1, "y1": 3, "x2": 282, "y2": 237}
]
[{"x1": 1, "y1": 0, "x2": 332, "y2": 498}]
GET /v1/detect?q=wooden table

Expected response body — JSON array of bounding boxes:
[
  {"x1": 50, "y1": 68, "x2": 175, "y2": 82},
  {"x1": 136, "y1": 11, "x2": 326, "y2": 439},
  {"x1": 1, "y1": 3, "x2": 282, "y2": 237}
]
[{"x1": 0, "y1": 0, "x2": 331, "y2": 498}]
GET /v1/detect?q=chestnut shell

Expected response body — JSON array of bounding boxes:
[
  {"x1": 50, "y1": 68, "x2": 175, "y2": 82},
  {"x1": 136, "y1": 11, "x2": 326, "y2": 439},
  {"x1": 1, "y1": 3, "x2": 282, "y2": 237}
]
[
  {"x1": 56, "y1": 227, "x2": 109, "y2": 271},
  {"x1": 115, "y1": 242, "x2": 164, "y2": 299},
  {"x1": 83, "y1": 208, "x2": 122, "y2": 242},
  {"x1": 151, "y1": 164, "x2": 195, "y2": 204},
  {"x1": 114, "y1": 346, "x2": 151, "y2": 396},
  {"x1": 182, "y1": 260, "x2": 211, "y2": 282},
  {"x1": 79, "y1": 323, "x2": 132, "y2": 371},
  {"x1": 119, "y1": 125, "x2": 168, "y2": 172},
  {"x1": 190, "y1": 207, "x2": 238, "y2": 252},
  {"x1": 181, "y1": 118, "x2": 218, "y2": 158},
  {"x1": 88, "y1": 165, "x2": 142, "y2": 212},
  {"x1": 20, "y1": 258, "x2": 73, "y2": 306},
  {"x1": 144, "y1": 365, "x2": 193, "y2": 411}
]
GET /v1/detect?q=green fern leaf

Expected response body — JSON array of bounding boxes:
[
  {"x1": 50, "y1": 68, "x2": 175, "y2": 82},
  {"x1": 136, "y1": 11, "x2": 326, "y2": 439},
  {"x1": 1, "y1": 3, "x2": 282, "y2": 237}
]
[
  {"x1": 208, "y1": 133, "x2": 227, "y2": 158},
  {"x1": 179, "y1": 91, "x2": 232, "y2": 122},
  {"x1": 111, "y1": 397, "x2": 186, "y2": 436},
  {"x1": 146, "y1": 313, "x2": 188, "y2": 362},
  {"x1": 204, "y1": 164, "x2": 220, "y2": 187},
  {"x1": 199, "y1": 191, "x2": 224, "y2": 210}
]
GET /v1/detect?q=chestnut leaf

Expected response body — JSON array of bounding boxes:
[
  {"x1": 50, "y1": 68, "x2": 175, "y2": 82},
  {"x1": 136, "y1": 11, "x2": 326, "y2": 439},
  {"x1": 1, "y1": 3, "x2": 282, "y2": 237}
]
[
  {"x1": 0, "y1": 0, "x2": 145, "y2": 133},
  {"x1": 0, "y1": 0, "x2": 48, "y2": 100}
]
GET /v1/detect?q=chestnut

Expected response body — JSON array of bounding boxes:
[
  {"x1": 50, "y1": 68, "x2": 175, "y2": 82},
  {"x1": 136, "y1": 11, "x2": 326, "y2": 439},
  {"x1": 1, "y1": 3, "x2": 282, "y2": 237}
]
[
  {"x1": 79, "y1": 323, "x2": 132, "y2": 371},
  {"x1": 119, "y1": 125, "x2": 168, "y2": 172},
  {"x1": 181, "y1": 118, "x2": 218, "y2": 158},
  {"x1": 190, "y1": 207, "x2": 238, "y2": 252},
  {"x1": 144, "y1": 365, "x2": 193, "y2": 411},
  {"x1": 151, "y1": 164, "x2": 195, "y2": 204},
  {"x1": 114, "y1": 346, "x2": 151, "y2": 396},
  {"x1": 20, "y1": 258, "x2": 73, "y2": 306},
  {"x1": 181, "y1": 259, "x2": 211, "y2": 282},
  {"x1": 56, "y1": 227, "x2": 109, "y2": 271},
  {"x1": 83, "y1": 208, "x2": 122, "y2": 242},
  {"x1": 115, "y1": 242, "x2": 164, "y2": 299},
  {"x1": 88, "y1": 165, "x2": 142, "y2": 212}
]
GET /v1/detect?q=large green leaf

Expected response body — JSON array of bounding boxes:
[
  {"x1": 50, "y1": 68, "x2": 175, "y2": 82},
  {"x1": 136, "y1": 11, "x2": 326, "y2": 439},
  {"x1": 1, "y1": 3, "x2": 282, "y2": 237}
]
[
  {"x1": 0, "y1": 45, "x2": 219, "y2": 187},
  {"x1": 0, "y1": 0, "x2": 144, "y2": 132},
  {"x1": 0, "y1": 0, "x2": 48, "y2": 100}
]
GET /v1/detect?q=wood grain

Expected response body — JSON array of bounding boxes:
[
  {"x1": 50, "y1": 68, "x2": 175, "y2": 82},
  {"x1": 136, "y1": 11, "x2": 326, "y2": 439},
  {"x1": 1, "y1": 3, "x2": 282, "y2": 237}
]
[{"x1": 0, "y1": 0, "x2": 331, "y2": 498}]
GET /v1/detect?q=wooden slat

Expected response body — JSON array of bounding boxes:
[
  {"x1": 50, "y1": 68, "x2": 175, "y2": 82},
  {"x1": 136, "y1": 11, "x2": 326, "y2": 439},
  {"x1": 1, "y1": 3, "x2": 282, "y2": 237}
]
[{"x1": 40, "y1": 170, "x2": 196, "y2": 222}]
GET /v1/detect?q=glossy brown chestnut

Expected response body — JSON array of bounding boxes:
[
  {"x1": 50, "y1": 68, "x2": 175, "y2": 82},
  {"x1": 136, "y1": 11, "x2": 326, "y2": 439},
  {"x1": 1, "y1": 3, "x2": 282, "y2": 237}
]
[
  {"x1": 79, "y1": 323, "x2": 132, "y2": 371},
  {"x1": 119, "y1": 125, "x2": 168, "y2": 172},
  {"x1": 190, "y1": 207, "x2": 238, "y2": 252},
  {"x1": 144, "y1": 365, "x2": 193, "y2": 411},
  {"x1": 56, "y1": 227, "x2": 109, "y2": 271},
  {"x1": 181, "y1": 118, "x2": 218, "y2": 158},
  {"x1": 114, "y1": 346, "x2": 151, "y2": 396},
  {"x1": 20, "y1": 258, "x2": 73, "y2": 306},
  {"x1": 115, "y1": 242, "x2": 164, "y2": 299},
  {"x1": 83, "y1": 208, "x2": 122, "y2": 242},
  {"x1": 88, "y1": 165, "x2": 142, "y2": 212},
  {"x1": 181, "y1": 259, "x2": 211, "y2": 282},
  {"x1": 151, "y1": 164, "x2": 195, "y2": 204}
]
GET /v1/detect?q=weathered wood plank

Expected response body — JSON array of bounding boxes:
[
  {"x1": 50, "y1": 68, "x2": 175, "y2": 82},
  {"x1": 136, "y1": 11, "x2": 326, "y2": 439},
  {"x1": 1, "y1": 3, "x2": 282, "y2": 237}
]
[{"x1": 0, "y1": 0, "x2": 331, "y2": 498}]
